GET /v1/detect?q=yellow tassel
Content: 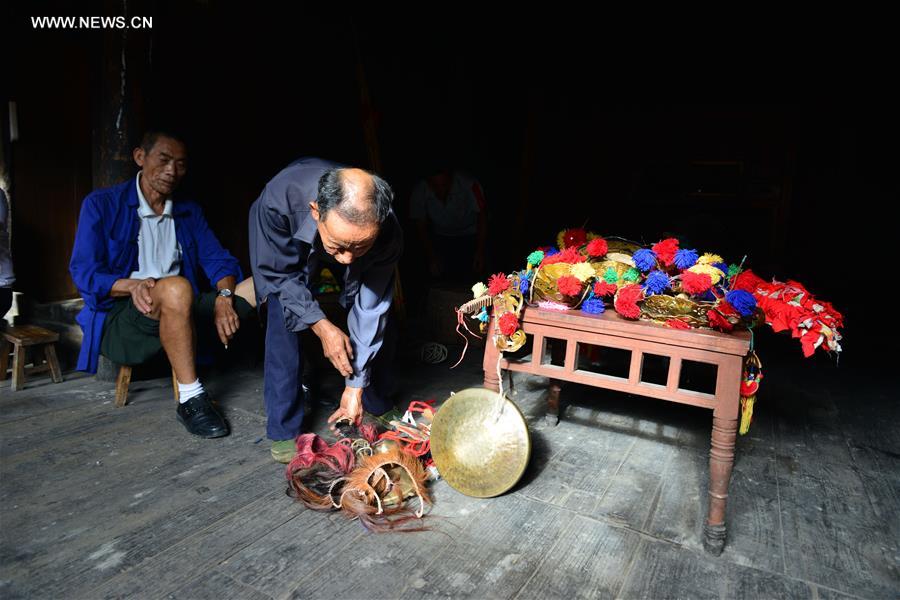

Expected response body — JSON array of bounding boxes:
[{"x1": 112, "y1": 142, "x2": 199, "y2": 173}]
[{"x1": 739, "y1": 395, "x2": 756, "y2": 435}]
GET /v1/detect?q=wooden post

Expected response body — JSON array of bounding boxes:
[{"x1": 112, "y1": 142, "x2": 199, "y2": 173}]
[
  {"x1": 115, "y1": 365, "x2": 132, "y2": 408},
  {"x1": 43, "y1": 344, "x2": 63, "y2": 383},
  {"x1": 703, "y1": 354, "x2": 743, "y2": 555},
  {"x1": 482, "y1": 320, "x2": 500, "y2": 392},
  {"x1": 0, "y1": 338, "x2": 9, "y2": 381}
]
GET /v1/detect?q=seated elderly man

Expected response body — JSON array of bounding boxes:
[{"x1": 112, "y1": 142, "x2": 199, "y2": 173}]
[{"x1": 70, "y1": 129, "x2": 253, "y2": 438}]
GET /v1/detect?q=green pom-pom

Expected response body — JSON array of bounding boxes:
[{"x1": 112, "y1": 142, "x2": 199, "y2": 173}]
[
  {"x1": 527, "y1": 250, "x2": 545, "y2": 266},
  {"x1": 603, "y1": 267, "x2": 619, "y2": 284},
  {"x1": 728, "y1": 264, "x2": 741, "y2": 278},
  {"x1": 623, "y1": 268, "x2": 641, "y2": 283}
]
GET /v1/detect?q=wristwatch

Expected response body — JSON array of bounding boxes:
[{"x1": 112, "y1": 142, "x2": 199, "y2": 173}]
[{"x1": 217, "y1": 288, "x2": 234, "y2": 298}]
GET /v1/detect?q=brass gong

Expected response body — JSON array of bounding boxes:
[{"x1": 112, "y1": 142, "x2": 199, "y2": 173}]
[{"x1": 430, "y1": 388, "x2": 531, "y2": 498}]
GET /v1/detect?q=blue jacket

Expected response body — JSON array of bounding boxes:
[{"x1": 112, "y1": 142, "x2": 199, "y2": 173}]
[
  {"x1": 248, "y1": 158, "x2": 402, "y2": 388},
  {"x1": 69, "y1": 177, "x2": 242, "y2": 373}
]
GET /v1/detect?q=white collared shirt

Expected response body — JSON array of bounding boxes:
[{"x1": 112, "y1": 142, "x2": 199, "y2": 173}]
[{"x1": 129, "y1": 173, "x2": 182, "y2": 280}]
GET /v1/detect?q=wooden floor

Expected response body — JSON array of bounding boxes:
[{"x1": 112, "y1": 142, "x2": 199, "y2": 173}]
[{"x1": 1, "y1": 339, "x2": 897, "y2": 599}]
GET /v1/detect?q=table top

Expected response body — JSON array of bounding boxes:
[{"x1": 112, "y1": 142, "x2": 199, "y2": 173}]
[{"x1": 521, "y1": 306, "x2": 751, "y2": 356}]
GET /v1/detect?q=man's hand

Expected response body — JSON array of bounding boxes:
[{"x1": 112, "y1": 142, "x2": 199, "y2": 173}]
[
  {"x1": 327, "y1": 386, "x2": 364, "y2": 433},
  {"x1": 130, "y1": 278, "x2": 156, "y2": 314},
  {"x1": 311, "y1": 319, "x2": 354, "y2": 377},
  {"x1": 214, "y1": 296, "x2": 240, "y2": 346}
]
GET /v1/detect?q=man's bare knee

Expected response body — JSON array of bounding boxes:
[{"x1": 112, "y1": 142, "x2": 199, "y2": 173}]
[{"x1": 155, "y1": 276, "x2": 194, "y2": 312}]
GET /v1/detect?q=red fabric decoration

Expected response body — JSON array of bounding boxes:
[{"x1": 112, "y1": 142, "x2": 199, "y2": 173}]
[
  {"x1": 586, "y1": 238, "x2": 608, "y2": 257},
  {"x1": 665, "y1": 319, "x2": 691, "y2": 330},
  {"x1": 733, "y1": 270, "x2": 765, "y2": 293},
  {"x1": 593, "y1": 281, "x2": 618, "y2": 297},
  {"x1": 614, "y1": 284, "x2": 643, "y2": 319},
  {"x1": 541, "y1": 247, "x2": 587, "y2": 267},
  {"x1": 681, "y1": 271, "x2": 713, "y2": 295},
  {"x1": 556, "y1": 275, "x2": 583, "y2": 296},
  {"x1": 708, "y1": 310, "x2": 733, "y2": 332},
  {"x1": 498, "y1": 312, "x2": 519, "y2": 336},
  {"x1": 562, "y1": 228, "x2": 588, "y2": 248},
  {"x1": 488, "y1": 273, "x2": 510, "y2": 296},
  {"x1": 652, "y1": 238, "x2": 680, "y2": 267}
]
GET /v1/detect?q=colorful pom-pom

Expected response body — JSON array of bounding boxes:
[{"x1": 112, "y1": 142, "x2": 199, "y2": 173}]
[
  {"x1": 643, "y1": 270, "x2": 671, "y2": 296},
  {"x1": 666, "y1": 319, "x2": 691, "y2": 330},
  {"x1": 471, "y1": 282, "x2": 488, "y2": 298},
  {"x1": 652, "y1": 238, "x2": 680, "y2": 266},
  {"x1": 558, "y1": 228, "x2": 588, "y2": 250},
  {"x1": 674, "y1": 248, "x2": 699, "y2": 270},
  {"x1": 681, "y1": 271, "x2": 713, "y2": 295},
  {"x1": 477, "y1": 307, "x2": 490, "y2": 323},
  {"x1": 698, "y1": 253, "x2": 724, "y2": 266},
  {"x1": 570, "y1": 262, "x2": 596, "y2": 282},
  {"x1": 581, "y1": 298, "x2": 606, "y2": 314},
  {"x1": 526, "y1": 250, "x2": 545, "y2": 266},
  {"x1": 498, "y1": 312, "x2": 519, "y2": 336},
  {"x1": 488, "y1": 273, "x2": 511, "y2": 296},
  {"x1": 593, "y1": 281, "x2": 618, "y2": 296},
  {"x1": 519, "y1": 278, "x2": 530, "y2": 294},
  {"x1": 586, "y1": 238, "x2": 608, "y2": 257},
  {"x1": 603, "y1": 267, "x2": 619, "y2": 284},
  {"x1": 623, "y1": 268, "x2": 641, "y2": 283},
  {"x1": 726, "y1": 289, "x2": 757, "y2": 317},
  {"x1": 633, "y1": 248, "x2": 658, "y2": 272},
  {"x1": 556, "y1": 275, "x2": 583, "y2": 296},
  {"x1": 688, "y1": 264, "x2": 724, "y2": 285},
  {"x1": 614, "y1": 284, "x2": 644, "y2": 319}
]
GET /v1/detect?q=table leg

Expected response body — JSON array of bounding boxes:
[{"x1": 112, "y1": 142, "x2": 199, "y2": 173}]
[
  {"x1": 704, "y1": 414, "x2": 738, "y2": 555},
  {"x1": 482, "y1": 321, "x2": 500, "y2": 392},
  {"x1": 546, "y1": 378, "x2": 562, "y2": 426}
]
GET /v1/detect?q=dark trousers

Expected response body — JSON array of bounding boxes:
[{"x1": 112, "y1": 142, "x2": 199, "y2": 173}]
[{"x1": 264, "y1": 294, "x2": 396, "y2": 441}]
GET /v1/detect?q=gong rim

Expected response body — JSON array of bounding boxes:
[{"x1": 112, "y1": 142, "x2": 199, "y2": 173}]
[{"x1": 430, "y1": 388, "x2": 531, "y2": 498}]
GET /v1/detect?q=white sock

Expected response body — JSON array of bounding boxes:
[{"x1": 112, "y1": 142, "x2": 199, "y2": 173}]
[{"x1": 177, "y1": 379, "x2": 205, "y2": 403}]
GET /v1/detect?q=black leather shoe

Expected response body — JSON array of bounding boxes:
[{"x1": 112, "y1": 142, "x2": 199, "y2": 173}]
[{"x1": 176, "y1": 392, "x2": 229, "y2": 438}]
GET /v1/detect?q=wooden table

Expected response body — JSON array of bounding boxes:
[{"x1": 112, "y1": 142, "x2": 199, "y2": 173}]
[{"x1": 482, "y1": 307, "x2": 750, "y2": 555}]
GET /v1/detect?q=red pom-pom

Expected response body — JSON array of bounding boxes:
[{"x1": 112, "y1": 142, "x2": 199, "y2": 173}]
[
  {"x1": 614, "y1": 284, "x2": 643, "y2": 319},
  {"x1": 652, "y1": 238, "x2": 680, "y2": 267},
  {"x1": 488, "y1": 273, "x2": 511, "y2": 296},
  {"x1": 562, "y1": 228, "x2": 588, "y2": 248},
  {"x1": 556, "y1": 275, "x2": 583, "y2": 296},
  {"x1": 681, "y1": 271, "x2": 713, "y2": 295},
  {"x1": 586, "y1": 238, "x2": 608, "y2": 257},
  {"x1": 498, "y1": 312, "x2": 519, "y2": 336},
  {"x1": 593, "y1": 281, "x2": 618, "y2": 297},
  {"x1": 666, "y1": 319, "x2": 691, "y2": 330},
  {"x1": 541, "y1": 247, "x2": 587, "y2": 267}
]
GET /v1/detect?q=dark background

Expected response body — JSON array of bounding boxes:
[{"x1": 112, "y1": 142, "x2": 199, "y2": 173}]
[{"x1": 5, "y1": 2, "x2": 896, "y2": 371}]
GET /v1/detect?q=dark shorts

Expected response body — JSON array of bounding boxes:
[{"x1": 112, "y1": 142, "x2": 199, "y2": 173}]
[{"x1": 100, "y1": 291, "x2": 254, "y2": 366}]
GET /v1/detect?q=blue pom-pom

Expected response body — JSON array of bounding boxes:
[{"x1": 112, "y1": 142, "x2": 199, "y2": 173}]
[
  {"x1": 713, "y1": 262, "x2": 729, "y2": 275},
  {"x1": 519, "y1": 278, "x2": 530, "y2": 294},
  {"x1": 643, "y1": 270, "x2": 671, "y2": 296},
  {"x1": 699, "y1": 290, "x2": 717, "y2": 302},
  {"x1": 581, "y1": 298, "x2": 606, "y2": 314},
  {"x1": 632, "y1": 249, "x2": 657, "y2": 272},
  {"x1": 674, "y1": 249, "x2": 698, "y2": 270},
  {"x1": 477, "y1": 308, "x2": 490, "y2": 323},
  {"x1": 726, "y1": 290, "x2": 757, "y2": 317},
  {"x1": 546, "y1": 248, "x2": 560, "y2": 257}
]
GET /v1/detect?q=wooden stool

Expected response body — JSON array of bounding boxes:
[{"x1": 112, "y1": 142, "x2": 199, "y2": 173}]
[
  {"x1": 114, "y1": 365, "x2": 180, "y2": 407},
  {"x1": 1, "y1": 325, "x2": 64, "y2": 391}
]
